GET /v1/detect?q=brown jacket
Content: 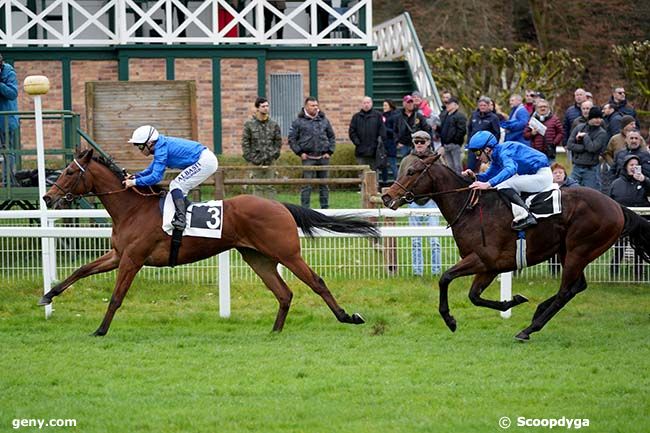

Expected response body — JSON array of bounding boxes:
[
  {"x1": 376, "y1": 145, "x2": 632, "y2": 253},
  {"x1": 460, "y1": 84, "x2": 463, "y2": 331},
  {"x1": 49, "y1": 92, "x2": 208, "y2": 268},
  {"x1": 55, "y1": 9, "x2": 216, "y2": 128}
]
[{"x1": 603, "y1": 133, "x2": 648, "y2": 166}]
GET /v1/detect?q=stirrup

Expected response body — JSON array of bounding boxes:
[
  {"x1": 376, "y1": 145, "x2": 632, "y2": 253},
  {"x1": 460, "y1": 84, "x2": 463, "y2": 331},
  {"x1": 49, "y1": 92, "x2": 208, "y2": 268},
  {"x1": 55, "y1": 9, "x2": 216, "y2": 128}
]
[{"x1": 512, "y1": 215, "x2": 537, "y2": 231}]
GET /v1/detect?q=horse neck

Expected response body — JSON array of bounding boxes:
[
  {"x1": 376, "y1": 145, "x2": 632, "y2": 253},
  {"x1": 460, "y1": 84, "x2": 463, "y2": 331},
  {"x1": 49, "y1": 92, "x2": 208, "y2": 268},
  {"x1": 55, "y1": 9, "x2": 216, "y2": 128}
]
[
  {"x1": 90, "y1": 163, "x2": 149, "y2": 226},
  {"x1": 427, "y1": 168, "x2": 472, "y2": 222}
]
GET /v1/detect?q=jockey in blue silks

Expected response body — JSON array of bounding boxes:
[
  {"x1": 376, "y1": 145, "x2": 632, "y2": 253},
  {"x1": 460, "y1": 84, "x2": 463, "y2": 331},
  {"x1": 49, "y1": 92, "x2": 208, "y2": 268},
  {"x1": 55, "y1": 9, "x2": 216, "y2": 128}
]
[
  {"x1": 123, "y1": 125, "x2": 219, "y2": 230},
  {"x1": 462, "y1": 131, "x2": 553, "y2": 230}
]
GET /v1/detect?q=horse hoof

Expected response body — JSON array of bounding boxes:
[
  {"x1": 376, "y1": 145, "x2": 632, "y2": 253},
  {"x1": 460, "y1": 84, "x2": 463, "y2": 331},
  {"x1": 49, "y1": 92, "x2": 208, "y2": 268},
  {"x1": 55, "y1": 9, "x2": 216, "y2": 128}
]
[
  {"x1": 91, "y1": 329, "x2": 106, "y2": 337},
  {"x1": 444, "y1": 316, "x2": 457, "y2": 332},
  {"x1": 350, "y1": 312, "x2": 365, "y2": 325},
  {"x1": 514, "y1": 331, "x2": 530, "y2": 342},
  {"x1": 38, "y1": 296, "x2": 52, "y2": 306},
  {"x1": 513, "y1": 294, "x2": 529, "y2": 305}
]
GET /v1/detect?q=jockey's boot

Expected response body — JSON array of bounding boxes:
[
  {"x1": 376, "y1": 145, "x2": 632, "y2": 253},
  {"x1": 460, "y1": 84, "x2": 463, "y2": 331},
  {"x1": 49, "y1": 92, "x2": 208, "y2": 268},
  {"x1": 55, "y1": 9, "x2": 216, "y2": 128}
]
[
  {"x1": 499, "y1": 188, "x2": 537, "y2": 231},
  {"x1": 170, "y1": 188, "x2": 187, "y2": 231}
]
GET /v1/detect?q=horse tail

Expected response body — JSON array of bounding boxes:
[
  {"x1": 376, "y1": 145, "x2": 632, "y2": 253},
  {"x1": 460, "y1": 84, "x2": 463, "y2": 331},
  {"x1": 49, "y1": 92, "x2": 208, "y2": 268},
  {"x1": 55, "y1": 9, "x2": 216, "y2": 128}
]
[
  {"x1": 282, "y1": 203, "x2": 379, "y2": 238},
  {"x1": 620, "y1": 206, "x2": 650, "y2": 263}
]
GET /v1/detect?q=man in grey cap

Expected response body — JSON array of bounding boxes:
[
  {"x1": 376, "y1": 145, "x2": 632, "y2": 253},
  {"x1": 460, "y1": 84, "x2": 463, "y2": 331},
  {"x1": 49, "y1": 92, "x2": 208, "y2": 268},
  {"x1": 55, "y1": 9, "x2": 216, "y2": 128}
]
[{"x1": 396, "y1": 130, "x2": 441, "y2": 276}]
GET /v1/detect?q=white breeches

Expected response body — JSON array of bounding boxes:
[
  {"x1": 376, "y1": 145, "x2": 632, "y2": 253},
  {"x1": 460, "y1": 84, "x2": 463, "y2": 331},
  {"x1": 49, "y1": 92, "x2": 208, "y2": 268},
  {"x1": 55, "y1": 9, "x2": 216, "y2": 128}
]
[
  {"x1": 169, "y1": 149, "x2": 219, "y2": 195},
  {"x1": 496, "y1": 166, "x2": 554, "y2": 193}
]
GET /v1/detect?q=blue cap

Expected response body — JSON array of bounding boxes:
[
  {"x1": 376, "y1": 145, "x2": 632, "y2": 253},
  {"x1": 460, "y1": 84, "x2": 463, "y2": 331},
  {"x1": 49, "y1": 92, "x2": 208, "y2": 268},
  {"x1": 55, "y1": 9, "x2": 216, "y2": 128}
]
[{"x1": 467, "y1": 131, "x2": 497, "y2": 151}]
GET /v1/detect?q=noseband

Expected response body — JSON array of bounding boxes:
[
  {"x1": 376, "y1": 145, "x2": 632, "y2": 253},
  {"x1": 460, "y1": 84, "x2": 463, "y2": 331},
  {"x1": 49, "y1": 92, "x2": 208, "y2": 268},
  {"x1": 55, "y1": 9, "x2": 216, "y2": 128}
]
[
  {"x1": 391, "y1": 159, "x2": 480, "y2": 228},
  {"x1": 51, "y1": 158, "x2": 88, "y2": 202},
  {"x1": 391, "y1": 162, "x2": 437, "y2": 203}
]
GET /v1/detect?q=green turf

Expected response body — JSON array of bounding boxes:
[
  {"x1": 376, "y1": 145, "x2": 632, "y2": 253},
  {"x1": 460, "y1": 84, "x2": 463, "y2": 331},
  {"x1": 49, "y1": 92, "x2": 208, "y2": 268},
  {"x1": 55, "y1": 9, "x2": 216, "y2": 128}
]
[{"x1": 1, "y1": 275, "x2": 647, "y2": 433}]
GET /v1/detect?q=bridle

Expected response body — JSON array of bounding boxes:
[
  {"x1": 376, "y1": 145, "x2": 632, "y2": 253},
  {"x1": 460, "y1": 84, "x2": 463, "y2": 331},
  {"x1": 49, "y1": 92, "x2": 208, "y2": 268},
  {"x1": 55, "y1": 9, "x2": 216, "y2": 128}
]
[
  {"x1": 50, "y1": 158, "x2": 90, "y2": 202},
  {"x1": 392, "y1": 158, "x2": 470, "y2": 204},
  {"x1": 391, "y1": 157, "x2": 480, "y2": 228},
  {"x1": 51, "y1": 157, "x2": 162, "y2": 203}
]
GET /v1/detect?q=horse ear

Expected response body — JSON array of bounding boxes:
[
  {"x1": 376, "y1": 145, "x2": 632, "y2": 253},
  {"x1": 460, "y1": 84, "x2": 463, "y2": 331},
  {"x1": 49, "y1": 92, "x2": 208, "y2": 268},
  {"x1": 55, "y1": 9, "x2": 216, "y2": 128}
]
[{"x1": 82, "y1": 148, "x2": 94, "y2": 162}]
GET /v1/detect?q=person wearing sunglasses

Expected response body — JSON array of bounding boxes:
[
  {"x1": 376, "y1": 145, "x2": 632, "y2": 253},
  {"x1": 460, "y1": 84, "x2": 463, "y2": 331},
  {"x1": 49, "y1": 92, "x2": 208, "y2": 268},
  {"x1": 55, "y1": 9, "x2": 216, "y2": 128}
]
[
  {"x1": 124, "y1": 125, "x2": 218, "y2": 231},
  {"x1": 608, "y1": 86, "x2": 639, "y2": 128},
  {"x1": 396, "y1": 130, "x2": 442, "y2": 276},
  {"x1": 462, "y1": 131, "x2": 553, "y2": 231}
]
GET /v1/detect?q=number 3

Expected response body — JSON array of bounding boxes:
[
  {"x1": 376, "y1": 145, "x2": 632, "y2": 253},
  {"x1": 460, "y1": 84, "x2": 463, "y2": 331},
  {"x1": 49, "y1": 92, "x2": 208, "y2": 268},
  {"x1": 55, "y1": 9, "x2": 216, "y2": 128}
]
[{"x1": 206, "y1": 207, "x2": 221, "y2": 229}]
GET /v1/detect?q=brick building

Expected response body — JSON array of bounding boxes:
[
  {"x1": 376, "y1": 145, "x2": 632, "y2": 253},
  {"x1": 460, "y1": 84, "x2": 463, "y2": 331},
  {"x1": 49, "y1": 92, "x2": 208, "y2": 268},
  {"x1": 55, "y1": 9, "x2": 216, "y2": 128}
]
[{"x1": 2, "y1": 0, "x2": 374, "y2": 166}]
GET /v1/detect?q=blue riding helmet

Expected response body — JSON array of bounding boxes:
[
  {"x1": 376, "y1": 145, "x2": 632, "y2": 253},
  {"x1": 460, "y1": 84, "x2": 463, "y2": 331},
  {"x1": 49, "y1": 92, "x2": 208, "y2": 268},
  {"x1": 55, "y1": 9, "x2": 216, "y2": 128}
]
[{"x1": 467, "y1": 131, "x2": 498, "y2": 151}]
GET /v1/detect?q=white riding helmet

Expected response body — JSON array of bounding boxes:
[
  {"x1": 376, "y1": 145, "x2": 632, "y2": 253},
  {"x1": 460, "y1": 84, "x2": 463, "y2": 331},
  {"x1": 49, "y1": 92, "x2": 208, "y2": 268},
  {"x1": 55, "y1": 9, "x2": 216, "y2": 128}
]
[{"x1": 128, "y1": 125, "x2": 159, "y2": 145}]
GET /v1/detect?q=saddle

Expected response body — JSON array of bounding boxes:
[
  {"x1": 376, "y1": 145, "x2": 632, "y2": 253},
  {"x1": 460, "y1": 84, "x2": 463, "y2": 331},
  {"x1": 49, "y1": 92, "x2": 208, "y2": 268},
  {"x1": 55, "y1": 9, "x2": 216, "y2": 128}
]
[
  {"x1": 159, "y1": 194, "x2": 224, "y2": 239},
  {"x1": 520, "y1": 187, "x2": 562, "y2": 219}
]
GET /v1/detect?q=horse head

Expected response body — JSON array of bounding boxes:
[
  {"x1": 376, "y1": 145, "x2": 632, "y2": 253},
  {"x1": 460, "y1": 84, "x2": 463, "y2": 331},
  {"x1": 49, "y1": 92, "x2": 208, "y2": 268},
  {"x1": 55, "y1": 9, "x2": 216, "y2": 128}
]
[
  {"x1": 382, "y1": 152, "x2": 470, "y2": 210},
  {"x1": 43, "y1": 148, "x2": 97, "y2": 208}
]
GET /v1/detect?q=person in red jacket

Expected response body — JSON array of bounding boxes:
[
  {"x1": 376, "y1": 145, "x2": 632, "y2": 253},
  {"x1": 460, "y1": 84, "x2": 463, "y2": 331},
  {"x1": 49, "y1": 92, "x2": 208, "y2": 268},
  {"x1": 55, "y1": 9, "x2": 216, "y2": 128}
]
[{"x1": 523, "y1": 99, "x2": 563, "y2": 162}]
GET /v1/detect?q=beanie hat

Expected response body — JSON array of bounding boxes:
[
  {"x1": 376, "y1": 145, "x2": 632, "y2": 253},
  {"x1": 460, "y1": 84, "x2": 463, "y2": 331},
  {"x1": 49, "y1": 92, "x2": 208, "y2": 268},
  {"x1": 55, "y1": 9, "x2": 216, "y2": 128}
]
[
  {"x1": 587, "y1": 106, "x2": 603, "y2": 120},
  {"x1": 620, "y1": 115, "x2": 635, "y2": 129}
]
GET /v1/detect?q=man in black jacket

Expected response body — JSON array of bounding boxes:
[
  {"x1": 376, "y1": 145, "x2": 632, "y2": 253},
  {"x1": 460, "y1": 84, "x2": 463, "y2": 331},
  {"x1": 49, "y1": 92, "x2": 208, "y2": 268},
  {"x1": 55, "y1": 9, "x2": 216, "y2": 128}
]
[
  {"x1": 609, "y1": 86, "x2": 639, "y2": 128},
  {"x1": 394, "y1": 94, "x2": 432, "y2": 158},
  {"x1": 289, "y1": 96, "x2": 336, "y2": 208},
  {"x1": 567, "y1": 106, "x2": 608, "y2": 190},
  {"x1": 348, "y1": 96, "x2": 386, "y2": 170},
  {"x1": 438, "y1": 97, "x2": 467, "y2": 173}
]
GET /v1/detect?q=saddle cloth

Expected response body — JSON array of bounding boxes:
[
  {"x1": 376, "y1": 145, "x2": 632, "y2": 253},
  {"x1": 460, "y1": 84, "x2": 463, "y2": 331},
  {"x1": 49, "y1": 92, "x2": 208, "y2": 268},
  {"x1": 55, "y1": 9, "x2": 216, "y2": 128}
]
[
  {"x1": 161, "y1": 194, "x2": 223, "y2": 238},
  {"x1": 522, "y1": 186, "x2": 562, "y2": 219}
]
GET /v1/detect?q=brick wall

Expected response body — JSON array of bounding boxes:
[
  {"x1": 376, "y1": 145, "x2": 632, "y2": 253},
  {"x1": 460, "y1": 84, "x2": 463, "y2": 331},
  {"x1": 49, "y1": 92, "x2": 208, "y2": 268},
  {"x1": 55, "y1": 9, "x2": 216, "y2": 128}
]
[
  {"x1": 13, "y1": 61, "x2": 63, "y2": 164},
  {"x1": 220, "y1": 58, "x2": 258, "y2": 155},
  {"x1": 317, "y1": 59, "x2": 366, "y2": 143},
  {"x1": 8, "y1": 55, "x2": 367, "y2": 162},
  {"x1": 128, "y1": 58, "x2": 167, "y2": 81},
  {"x1": 175, "y1": 58, "x2": 214, "y2": 150},
  {"x1": 71, "y1": 60, "x2": 119, "y2": 132}
]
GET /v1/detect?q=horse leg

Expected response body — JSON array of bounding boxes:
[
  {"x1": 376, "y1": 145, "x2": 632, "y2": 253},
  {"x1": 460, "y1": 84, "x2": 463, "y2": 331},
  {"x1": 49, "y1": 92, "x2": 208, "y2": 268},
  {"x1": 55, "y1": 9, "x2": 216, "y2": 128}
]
[
  {"x1": 92, "y1": 254, "x2": 143, "y2": 336},
  {"x1": 38, "y1": 249, "x2": 120, "y2": 306},
  {"x1": 515, "y1": 267, "x2": 588, "y2": 341},
  {"x1": 532, "y1": 272, "x2": 587, "y2": 321},
  {"x1": 238, "y1": 248, "x2": 293, "y2": 332},
  {"x1": 438, "y1": 252, "x2": 490, "y2": 332},
  {"x1": 281, "y1": 254, "x2": 364, "y2": 325},
  {"x1": 468, "y1": 272, "x2": 529, "y2": 311}
]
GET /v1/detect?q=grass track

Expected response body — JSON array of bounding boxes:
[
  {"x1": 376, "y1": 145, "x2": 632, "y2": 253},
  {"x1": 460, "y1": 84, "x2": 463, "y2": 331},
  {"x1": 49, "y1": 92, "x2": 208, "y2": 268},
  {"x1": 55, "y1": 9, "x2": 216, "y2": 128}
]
[{"x1": 1, "y1": 276, "x2": 648, "y2": 432}]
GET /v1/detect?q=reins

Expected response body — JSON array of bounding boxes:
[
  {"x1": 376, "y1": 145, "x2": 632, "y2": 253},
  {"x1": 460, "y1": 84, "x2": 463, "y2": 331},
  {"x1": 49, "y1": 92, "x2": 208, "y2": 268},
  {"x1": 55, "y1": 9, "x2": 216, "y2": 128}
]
[
  {"x1": 53, "y1": 157, "x2": 164, "y2": 203},
  {"x1": 393, "y1": 158, "x2": 487, "y2": 230}
]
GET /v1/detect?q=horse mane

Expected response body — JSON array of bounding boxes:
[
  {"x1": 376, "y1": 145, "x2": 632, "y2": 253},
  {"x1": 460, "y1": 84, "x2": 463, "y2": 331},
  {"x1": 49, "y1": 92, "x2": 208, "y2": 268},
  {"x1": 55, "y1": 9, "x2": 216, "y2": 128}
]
[
  {"x1": 76, "y1": 148, "x2": 165, "y2": 193},
  {"x1": 423, "y1": 153, "x2": 472, "y2": 187}
]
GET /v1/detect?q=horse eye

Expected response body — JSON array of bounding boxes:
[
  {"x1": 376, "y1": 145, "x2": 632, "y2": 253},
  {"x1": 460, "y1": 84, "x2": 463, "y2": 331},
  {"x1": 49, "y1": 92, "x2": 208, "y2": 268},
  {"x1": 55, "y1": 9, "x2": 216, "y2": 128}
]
[
  {"x1": 65, "y1": 169, "x2": 74, "y2": 176},
  {"x1": 407, "y1": 168, "x2": 414, "y2": 176}
]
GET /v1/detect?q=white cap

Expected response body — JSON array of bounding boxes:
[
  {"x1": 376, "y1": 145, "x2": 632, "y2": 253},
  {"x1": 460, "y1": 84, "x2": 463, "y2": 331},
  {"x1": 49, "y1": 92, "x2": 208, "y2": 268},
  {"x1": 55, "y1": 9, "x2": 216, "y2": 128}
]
[{"x1": 128, "y1": 125, "x2": 159, "y2": 144}]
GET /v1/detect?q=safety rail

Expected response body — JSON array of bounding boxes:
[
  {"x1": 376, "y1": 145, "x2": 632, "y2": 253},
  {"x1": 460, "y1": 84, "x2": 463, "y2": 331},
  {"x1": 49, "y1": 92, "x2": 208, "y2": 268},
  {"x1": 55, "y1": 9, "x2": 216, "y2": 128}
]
[
  {"x1": 3, "y1": 206, "x2": 650, "y2": 320},
  {"x1": 0, "y1": 0, "x2": 372, "y2": 47},
  {"x1": 372, "y1": 12, "x2": 441, "y2": 113}
]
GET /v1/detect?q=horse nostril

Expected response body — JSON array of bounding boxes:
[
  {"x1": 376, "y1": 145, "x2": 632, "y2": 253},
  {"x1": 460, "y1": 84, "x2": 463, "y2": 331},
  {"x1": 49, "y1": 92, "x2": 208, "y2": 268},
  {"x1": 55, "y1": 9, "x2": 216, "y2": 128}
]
[
  {"x1": 381, "y1": 194, "x2": 392, "y2": 207},
  {"x1": 42, "y1": 195, "x2": 52, "y2": 208}
]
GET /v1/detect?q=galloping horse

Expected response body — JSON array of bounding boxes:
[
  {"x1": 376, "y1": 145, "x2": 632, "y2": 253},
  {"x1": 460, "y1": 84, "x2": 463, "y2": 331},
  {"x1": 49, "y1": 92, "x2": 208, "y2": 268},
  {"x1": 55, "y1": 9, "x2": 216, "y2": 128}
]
[
  {"x1": 382, "y1": 153, "x2": 650, "y2": 340},
  {"x1": 40, "y1": 149, "x2": 378, "y2": 336}
]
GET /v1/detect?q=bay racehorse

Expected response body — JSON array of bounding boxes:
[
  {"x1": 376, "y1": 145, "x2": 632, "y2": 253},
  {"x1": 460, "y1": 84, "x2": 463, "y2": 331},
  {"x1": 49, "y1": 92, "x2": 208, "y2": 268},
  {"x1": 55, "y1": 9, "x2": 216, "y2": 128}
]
[
  {"x1": 382, "y1": 153, "x2": 650, "y2": 340},
  {"x1": 40, "y1": 149, "x2": 378, "y2": 336}
]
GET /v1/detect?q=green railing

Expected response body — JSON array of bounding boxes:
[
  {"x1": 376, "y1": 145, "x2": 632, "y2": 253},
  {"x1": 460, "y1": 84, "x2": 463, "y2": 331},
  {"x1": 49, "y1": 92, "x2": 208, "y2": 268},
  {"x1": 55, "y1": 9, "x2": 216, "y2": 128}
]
[{"x1": 0, "y1": 110, "x2": 81, "y2": 207}]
